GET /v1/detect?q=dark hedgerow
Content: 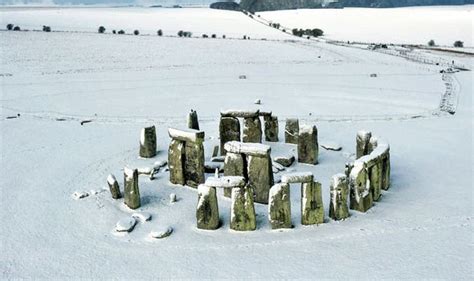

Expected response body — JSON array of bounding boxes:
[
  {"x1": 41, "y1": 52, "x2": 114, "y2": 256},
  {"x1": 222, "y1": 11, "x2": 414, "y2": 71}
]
[
  {"x1": 134, "y1": 30, "x2": 139, "y2": 35},
  {"x1": 6, "y1": 24, "x2": 14, "y2": 30},
  {"x1": 157, "y1": 29, "x2": 163, "y2": 36},
  {"x1": 98, "y1": 26, "x2": 106, "y2": 33}
]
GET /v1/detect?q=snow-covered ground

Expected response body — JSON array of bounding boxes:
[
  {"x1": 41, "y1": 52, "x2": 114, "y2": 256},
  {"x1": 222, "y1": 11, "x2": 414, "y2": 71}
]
[
  {"x1": 1, "y1": 7, "x2": 473, "y2": 279},
  {"x1": 259, "y1": 5, "x2": 474, "y2": 47}
]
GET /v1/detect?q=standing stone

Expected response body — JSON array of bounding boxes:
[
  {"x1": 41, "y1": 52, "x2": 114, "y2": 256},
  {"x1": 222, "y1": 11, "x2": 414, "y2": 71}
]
[
  {"x1": 298, "y1": 125, "x2": 319, "y2": 165},
  {"x1": 247, "y1": 154, "x2": 274, "y2": 204},
  {"x1": 223, "y1": 152, "x2": 245, "y2": 198},
  {"x1": 301, "y1": 181, "x2": 324, "y2": 225},
  {"x1": 329, "y1": 174, "x2": 349, "y2": 221},
  {"x1": 168, "y1": 139, "x2": 185, "y2": 185},
  {"x1": 230, "y1": 185, "x2": 256, "y2": 231},
  {"x1": 369, "y1": 161, "x2": 382, "y2": 201},
  {"x1": 381, "y1": 152, "x2": 391, "y2": 190},
  {"x1": 219, "y1": 117, "x2": 240, "y2": 156},
  {"x1": 285, "y1": 118, "x2": 299, "y2": 144},
  {"x1": 349, "y1": 162, "x2": 373, "y2": 212},
  {"x1": 187, "y1": 109, "x2": 200, "y2": 130},
  {"x1": 356, "y1": 130, "x2": 372, "y2": 159},
  {"x1": 124, "y1": 167, "x2": 140, "y2": 209},
  {"x1": 268, "y1": 183, "x2": 292, "y2": 229},
  {"x1": 212, "y1": 145, "x2": 219, "y2": 157},
  {"x1": 368, "y1": 136, "x2": 378, "y2": 154},
  {"x1": 184, "y1": 141, "x2": 205, "y2": 188},
  {"x1": 107, "y1": 174, "x2": 121, "y2": 199},
  {"x1": 139, "y1": 126, "x2": 157, "y2": 158},
  {"x1": 242, "y1": 117, "x2": 262, "y2": 143},
  {"x1": 264, "y1": 115, "x2": 279, "y2": 142},
  {"x1": 196, "y1": 185, "x2": 219, "y2": 230}
]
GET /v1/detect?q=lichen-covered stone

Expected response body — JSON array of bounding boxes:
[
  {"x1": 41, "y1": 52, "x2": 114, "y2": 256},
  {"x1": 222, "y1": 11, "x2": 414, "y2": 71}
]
[
  {"x1": 268, "y1": 183, "x2": 292, "y2": 229},
  {"x1": 221, "y1": 109, "x2": 259, "y2": 118},
  {"x1": 349, "y1": 163, "x2": 373, "y2": 212},
  {"x1": 301, "y1": 181, "x2": 324, "y2": 225},
  {"x1": 381, "y1": 152, "x2": 391, "y2": 190},
  {"x1": 248, "y1": 154, "x2": 274, "y2": 204},
  {"x1": 230, "y1": 185, "x2": 256, "y2": 231},
  {"x1": 329, "y1": 174, "x2": 349, "y2": 221},
  {"x1": 274, "y1": 154, "x2": 295, "y2": 167},
  {"x1": 223, "y1": 152, "x2": 245, "y2": 198},
  {"x1": 242, "y1": 116, "x2": 262, "y2": 143},
  {"x1": 212, "y1": 145, "x2": 219, "y2": 157},
  {"x1": 139, "y1": 125, "x2": 157, "y2": 158},
  {"x1": 356, "y1": 130, "x2": 372, "y2": 159},
  {"x1": 184, "y1": 141, "x2": 205, "y2": 188},
  {"x1": 168, "y1": 139, "x2": 185, "y2": 185},
  {"x1": 196, "y1": 185, "x2": 219, "y2": 230},
  {"x1": 124, "y1": 167, "x2": 140, "y2": 209},
  {"x1": 187, "y1": 109, "x2": 199, "y2": 130},
  {"x1": 264, "y1": 115, "x2": 279, "y2": 142},
  {"x1": 219, "y1": 117, "x2": 240, "y2": 156},
  {"x1": 369, "y1": 160, "x2": 382, "y2": 201},
  {"x1": 107, "y1": 174, "x2": 121, "y2": 199},
  {"x1": 285, "y1": 118, "x2": 299, "y2": 144},
  {"x1": 298, "y1": 125, "x2": 318, "y2": 165}
]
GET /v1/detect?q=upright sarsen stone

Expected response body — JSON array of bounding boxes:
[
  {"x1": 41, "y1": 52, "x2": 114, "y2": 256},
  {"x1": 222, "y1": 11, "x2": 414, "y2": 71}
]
[
  {"x1": 139, "y1": 126, "x2": 157, "y2": 158},
  {"x1": 196, "y1": 185, "x2": 219, "y2": 230},
  {"x1": 242, "y1": 116, "x2": 262, "y2": 143},
  {"x1": 219, "y1": 117, "x2": 240, "y2": 156},
  {"x1": 107, "y1": 174, "x2": 121, "y2": 199},
  {"x1": 356, "y1": 130, "x2": 372, "y2": 159},
  {"x1": 247, "y1": 154, "x2": 274, "y2": 204},
  {"x1": 369, "y1": 160, "x2": 382, "y2": 201},
  {"x1": 230, "y1": 185, "x2": 256, "y2": 231},
  {"x1": 349, "y1": 162, "x2": 373, "y2": 212},
  {"x1": 184, "y1": 141, "x2": 205, "y2": 188},
  {"x1": 168, "y1": 139, "x2": 185, "y2": 185},
  {"x1": 223, "y1": 152, "x2": 245, "y2": 198},
  {"x1": 298, "y1": 125, "x2": 318, "y2": 165},
  {"x1": 301, "y1": 181, "x2": 324, "y2": 225},
  {"x1": 187, "y1": 109, "x2": 200, "y2": 130},
  {"x1": 264, "y1": 115, "x2": 279, "y2": 142},
  {"x1": 285, "y1": 118, "x2": 299, "y2": 144},
  {"x1": 329, "y1": 174, "x2": 349, "y2": 221},
  {"x1": 124, "y1": 167, "x2": 140, "y2": 209},
  {"x1": 268, "y1": 183, "x2": 292, "y2": 229},
  {"x1": 381, "y1": 152, "x2": 391, "y2": 190}
]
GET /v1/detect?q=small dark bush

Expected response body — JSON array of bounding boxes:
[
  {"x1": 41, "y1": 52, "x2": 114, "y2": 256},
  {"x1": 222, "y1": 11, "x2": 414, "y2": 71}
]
[
  {"x1": 13, "y1": 26, "x2": 20, "y2": 31},
  {"x1": 183, "y1": 31, "x2": 192, "y2": 37},
  {"x1": 427, "y1": 39, "x2": 435, "y2": 46},
  {"x1": 222, "y1": 34, "x2": 226, "y2": 39},
  {"x1": 43, "y1": 26, "x2": 51, "y2": 32},
  {"x1": 202, "y1": 34, "x2": 208, "y2": 38},
  {"x1": 6, "y1": 24, "x2": 13, "y2": 30},
  {"x1": 112, "y1": 30, "x2": 116, "y2": 34},
  {"x1": 157, "y1": 29, "x2": 163, "y2": 36},
  {"x1": 211, "y1": 34, "x2": 216, "y2": 38},
  {"x1": 134, "y1": 30, "x2": 139, "y2": 35},
  {"x1": 454, "y1": 40, "x2": 464, "y2": 48},
  {"x1": 243, "y1": 35, "x2": 247, "y2": 40},
  {"x1": 98, "y1": 26, "x2": 106, "y2": 33},
  {"x1": 178, "y1": 30, "x2": 184, "y2": 37},
  {"x1": 118, "y1": 30, "x2": 125, "y2": 34}
]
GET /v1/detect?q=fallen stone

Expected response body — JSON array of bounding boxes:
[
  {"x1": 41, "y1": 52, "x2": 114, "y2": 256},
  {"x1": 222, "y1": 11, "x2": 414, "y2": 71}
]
[
  {"x1": 281, "y1": 172, "x2": 313, "y2": 184},
  {"x1": 272, "y1": 162, "x2": 285, "y2": 171},
  {"x1": 268, "y1": 183, "x2": 292, "y2": 229},
  {"x1": 139, "y1": 125, "x2": 157, "y2": 158},
  {"x1": 321, "y1": 141, "x2": 342, "y2": 151},
  {"x1": 131, "y1": 212, "x2": 152, "y2": 222},
  {"x1": 72, "y1": 191, "x2": 89, "y2": 200},
  {"x1": 273, "y1": 154, "x2": 295, "y2": 167},
  {"x1": 115, "y1": 217, "x2": 137, "y2": 232},
  {"x1": 149, "y1": 226, "x2": 173, "y2": 239}
]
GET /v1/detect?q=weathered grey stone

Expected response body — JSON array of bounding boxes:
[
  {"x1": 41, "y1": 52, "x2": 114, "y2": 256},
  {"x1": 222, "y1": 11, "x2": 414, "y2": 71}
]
[
  {"x1": 205, "y1": 176, "x2": 246, "y2": 188},
  {"x1": 264, "y1": 115, "x2": 279, "y2": 142},
  {"x1": 224, "y1": 141, "x2": 270, "y2": 157},
  {"x1": 259, "y1": 111, "x2": 272, "y2": 117},
  {"x1": 301, "y1": 181, "x2": 324, "y2": 225},
  {"x1": 107, "y1": 174, "x2": 121, "y2": 199},
  {"x1": 196, "y1": 185, "x2": 220, "y2": 230},
  {"x1": 230, "y1": 185, "x2": 256, "y2": 231},
  {"x1": 248, "y1": 154, "x2": 274, "y2": 204},
  {"x1": 115, "y1": 217, "x2": 137, "y2": 232},
  {"x1": 219, "y1": 117, "x2": 240, "y2": 156},
  {"x1": 124, "y1": 167, "x2": 140, "y2": 209},
  {"x1": 381, "y1": 152, "x2": 391, "y2": 190},
  {"x1": 187, "y1": 109, "x2": 199, "y2": 130},
  {"x1": 368, "y1": 136, "x2": 378, "y2": 154},
  {"x1": 369, "y1": 160, "x2": 382, "y2": 201},
  {"x1": 212, "y1": 145, "x2": 219, "y2": 157},
  {"x1": 329, "y1": 174, "x2": 350, "y2": 221},
  {"x1": 298, "y1": 125, "x2": 319, "y2": 165},
  {"x1": 344, "y1": 162, "x2": 354, "y2": 178},
  {"x1": 139, "y1": 126, "x2": 157, "y2": 158},
  {"x1": 184, "y1": 141, "x2": 205, "y2": 188},
  {"x1": 274, "y1": 154, "x2": 295, "y2": 167},
  {"x1": 221, "y1": 109, "x2": 259, "y2": 118},
  {"x1": 243, "y1": 116, "x2": 262, "y2": 143},
  {"x1": 268, "y1": 183, "x2": 292, "y2": 229},
  {"x1": 285, "y1": 118, "x2": 299, "y2": 144},
  {"x1": 168, "y1": 139, "x2": 185, "y2": 185},
  {"x1": 168, "y1": 128, "x2": 204, "y2": 143},
  {"x1": 356, "y1": 130, "x2": 372, "y2": 159},
  {"x1": 349, "y1": 163, "x2": 373, "y2": 212},
  {"x1": 281, "y1": 172, "x2": 313, "y2": 184},
  {"x1": 223, "y1": 152, "x2": 245, "y2": 197}
]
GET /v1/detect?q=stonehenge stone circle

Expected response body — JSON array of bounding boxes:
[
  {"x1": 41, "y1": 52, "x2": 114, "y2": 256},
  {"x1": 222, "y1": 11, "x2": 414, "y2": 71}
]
[
  {"x1": 285, "y1": 118, "x2": 299, "y2": 144},
  {"x1": 298, "y1": 124, "x2": 319, "y2": 165},
  {"x1": 329, "y1": 173, "x2": 350, "y2": 221},
  {"x1": 107, "y1": 174, "x2": 121, "y2": 199},
  {"x1": 230, "y1": 185, "x2": 257, "y2": 231},
  {"x1": 187, "y1": 109, "x2": 200, "y2": 130},
  {"x1": 268, "y1": 183, "x2": 292, "y2": 229},
  {"x1": 139, "y1": 125, "x2": 157, "y2": 158},
  {"x1": 124, "y1": 167, "x2": 140, "y2": 209},
  {"x1": 196, "y1": 184, "x2": 220, "y2": 230}
]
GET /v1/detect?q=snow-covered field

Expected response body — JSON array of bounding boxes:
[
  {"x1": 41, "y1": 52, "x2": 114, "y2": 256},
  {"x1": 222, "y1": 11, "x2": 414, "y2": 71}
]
[
  {"x1": 260, "y1": 5, "x2": 474, "y2": 47},
  {"x1": 1, "y1": 7, "x2": 473, "y2": 279}
]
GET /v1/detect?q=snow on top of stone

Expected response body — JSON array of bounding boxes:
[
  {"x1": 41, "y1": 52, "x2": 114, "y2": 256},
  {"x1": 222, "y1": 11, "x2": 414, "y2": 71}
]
[
  {"x1": 357, "y1": 130, "x2": 372, "y2": 140},
  {"x1": 168, "y1": 127, "x2": 204, "y2": 142},
  {"x1": 299, "y1": 124, "x2": 315, "y2": 134},
  {"x1": 205, "y1": 176, "x2": 246, "y2": 188},
  {"x1": 140, "y1": 128, "x2": 146, "y2": 145},
  {"x1": 220, "y1": 109, "x2": 260, "y2": 118},
  {"x1": 224, "y1": 141, "x2": 270, "y2": 156},
  {"x1": 269, "y1": 182, "x2": 288, "y2": 198},
  {"x1": 115, "y1": 217, "x2": 137, "y2": 232},
  {"x1": 330, "y1": 173, "x2": 347, "y2": 189},
  {"x1": 356, "y1": 137, "x2": 390, "y2": 167},
  {"x1": 197, "y1": 184, "x2": 211, "y2": 197},
  {"x1": 281, "y1": 172, "x2": 314, "y2": 183},
  {"x1": 107, "y1": 174, "x2": 117, "y2": 185},
  {"x1": 124, "y1": 167, "x2": 136, "y2": 178}
]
